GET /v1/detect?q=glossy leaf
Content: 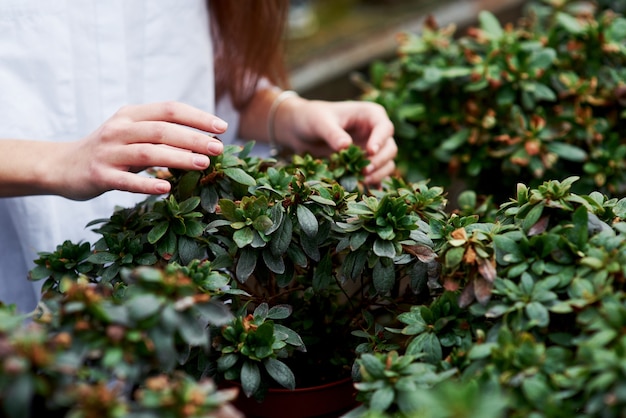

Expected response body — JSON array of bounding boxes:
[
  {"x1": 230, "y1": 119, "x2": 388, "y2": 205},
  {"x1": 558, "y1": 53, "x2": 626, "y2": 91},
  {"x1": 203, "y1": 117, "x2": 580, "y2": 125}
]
[
  {"x1": 240, "y1": 361, "x2": 261, "y2": 398},
  {"x1": 264, "y1": 358, "x2": 296, "y2": 390},
  {"x1": 297, "y1": 205, "x2": 318, "y2": 237}
]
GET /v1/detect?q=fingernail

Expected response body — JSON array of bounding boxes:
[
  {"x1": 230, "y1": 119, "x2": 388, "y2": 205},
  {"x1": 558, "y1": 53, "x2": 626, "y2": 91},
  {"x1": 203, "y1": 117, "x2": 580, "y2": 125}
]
[
  {"x1": 155, "y1": 181, "x2": 171, "y2": 194},
  {"x1": 364, "y1": 163, "x2": 375, "y2": 174},
  {"x1": 207, "y1": 141, "x2": 223, "y2": 154},
  {"x1": 193, "y1": 155, "x2": 210, "y2": 168},
  {"x1": 371, "y1": 144, "x2": 380, "y2": 154},
  {"x1": 213, "y1": 119, "x2": 228, "y2": 131}
]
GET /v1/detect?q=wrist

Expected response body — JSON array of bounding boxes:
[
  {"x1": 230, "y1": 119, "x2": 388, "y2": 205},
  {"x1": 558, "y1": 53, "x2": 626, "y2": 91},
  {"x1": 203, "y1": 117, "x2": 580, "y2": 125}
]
[{"x1": 267, "y1": 90, "x2": 300, "y2": 156}]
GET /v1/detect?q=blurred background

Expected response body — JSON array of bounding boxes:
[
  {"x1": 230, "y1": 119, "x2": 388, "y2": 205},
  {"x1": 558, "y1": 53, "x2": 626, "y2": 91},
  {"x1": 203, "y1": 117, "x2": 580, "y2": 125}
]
[{"x1": 285, "y1": 0, "x2": 528, "y2": 100}]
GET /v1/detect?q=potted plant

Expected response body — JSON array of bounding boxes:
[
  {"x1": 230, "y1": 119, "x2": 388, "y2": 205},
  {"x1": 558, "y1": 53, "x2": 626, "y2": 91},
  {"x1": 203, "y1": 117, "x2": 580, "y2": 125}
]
[
  {"x1": 0, "y1": 266, "x2": 243, "y2": 418},
  {"x1": 360, "y1": 0, "x2": 626, "y2": 202},
  {"x1": 27, "y1": 142, "x2": 449, "y2": 417},
  {"x1": 8, "y1": 2, "x2": 626, "y2": 417},
  {"x1": 344, "y1": 176, "x2": 626, "y2": 417}
]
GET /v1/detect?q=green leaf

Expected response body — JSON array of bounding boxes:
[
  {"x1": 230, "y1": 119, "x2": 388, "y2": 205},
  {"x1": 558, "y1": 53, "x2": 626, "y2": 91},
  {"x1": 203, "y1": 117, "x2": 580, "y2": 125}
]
[
  {"x1": 397, "y1": 103, "x2": 425, "y2": 121},
  {"x1": 373, "y1": 259, "x2": 395, "y2": 294},
  {"x1": 262, "y1": 248, "x2": 285, "y2": 274},
  {"x1": 274, "y1": 324, "x2": 305, "y2": 348},
  {"x1": 178, "y1": 314, "x2": 209, "y2": 347},
  {"x1": 157, "y1": 229, "x2": 177, "y2": 259},
  {"x1": 236, "y1": 247, "x2": 257, "y2": 283},
  {"x1": 217, "y1": 353, "x2": 239, "y2": 372},
  {"x1": 267, "y1": 305, "x2": 292, "y2": 320},
  {"x1": 439, "y1": 129, "x2": 469, "y2": 152},
  {"x1": 219, "y1": 199, "x2": 238, "y2": 220},
  {"x1": 557, "y1": 12, "x2": 585, "y2": 34},
  {"x1": 184, "y1": 220, "x2": 205, "y2": 238},
  {"x1": 4, "y1": 374, "x2": 33, "y2": 418},
  {"x1": 444, "y1": 247, "x2": 465, "y2": 269},
  {"x1": 525, "y1": 301, "x2": 550, "y2": 327},
  {"x1": 522, "y1": 203, "x2": 545, "y2": 233},
  {"x1": 148, "y1": 221, "x2": 169, "y2": 244},
  {"x1": 270, "y1": 217, "x2": 293, "y2": 256},
  {"x1": 241, "y1": 361, "x2": 261, "y2": 398},
  {"x1": 253, "y1": 215, "x2": 273, "y2": 233},
  {"x1": 264, "y1": 358, "x2": 296, "y2": 390},
  {"x1": 528, "y1": 82, "x2": 556, "y2": 102},
  {"x1": 567, "y1": 206, "x2": 589, "y2": 249},
  {"x1": 87, "y1": 251, "x2": 118, "y2": 264},
  {"x1": 178, "y1": 196, "x2": 201, "y2": 214},
  {"x1": 178, "y1": 236, "x2": 205, "y2": 265},
  {"x1": 312, "y1": 252, "x2": 333, "y2": 291},
  {"x1": 297, "y1": 205, "x2": 318, "y2": 237},
  {"x1": 479, "y1": 10, "x2": 503, "y2": 39},
  {"x1": 223, "y1": 167, "x2": 257, "y2": 186},
  {"x1": 546, "y1": 142, "x2": 587, "y2": 162},
  {"x1": 343, "y1": 249, "x2": 366, "y2": 281},
  {"x1": 136, "y1": 253, "x2": 158, "y2": 266},
  {"x1": 370, "y1": 386, "x2": 395, "y2": 412},
  {"x1": 201, "y1": 185, "x2": 219, "y2": 213},
  {"x1": 234, "y1": 228, "x2": 254, "y2": 248},
  {"x1": 128, "y1": 294, "x2": 162, "y2": 320},
  {"x1": 177, "y1": 171, "x2": 201, "y2": 200},
  {"x1": 373, "y1": 239, "x2": 397, "y2": 258},
  {"x1": 528, "y1": 48, "x2": 556, "y2": 72},
  {"x1": 522, "y1": 374, "x2": 550, "y2": 407},
  {"x1": 254, "y1": 302, "x2": 269, "y2": 321},
  {"x1": 29, "y1": 265, "x2": 52, "y2": 281},
  {"x1": 406, "y1": 332, "x2": 442, "y2": 364},
  {"x1": 148, "y1": 327, "x2": 177, "y2": 371},
  {"x1": 359, "y1": 353, "x2": 386, "y2": 378},
  {"x1": 614, "y1": 198, "x2": 626, "y2": 218}
]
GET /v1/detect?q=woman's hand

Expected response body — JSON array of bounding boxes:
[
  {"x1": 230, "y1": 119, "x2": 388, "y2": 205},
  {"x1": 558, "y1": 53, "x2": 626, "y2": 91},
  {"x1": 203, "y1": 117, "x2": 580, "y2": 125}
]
[
  {"x1": 0, "y1": 102, "x2": 226, "y2": 200},
  {"x1": 275, "y1": 98, "x2": 398, "y2": 184}
]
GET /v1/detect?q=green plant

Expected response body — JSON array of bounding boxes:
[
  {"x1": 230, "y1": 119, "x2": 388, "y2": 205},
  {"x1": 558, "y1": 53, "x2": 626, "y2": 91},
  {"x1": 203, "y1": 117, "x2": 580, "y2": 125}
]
[
  {"x1": 347, "y1": 176, "x2": 626, "y2": 417},
  {"x1": 26, "y1": 142, "x2": 448, "y2": 407},
  {"x1": 362, "y1": 0, "x2": 626, "y2": 202},
  {"x1": 6, "y1": 138, "x2": 626, "y2": 417},
  {"x1": 0, "y1": 265, "x2": 241, "y2": 418}
]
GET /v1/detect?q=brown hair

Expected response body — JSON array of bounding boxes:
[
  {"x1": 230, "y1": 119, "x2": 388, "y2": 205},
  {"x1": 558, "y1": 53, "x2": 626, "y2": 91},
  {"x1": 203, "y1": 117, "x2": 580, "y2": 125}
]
[{"x1": 210, "y1": 0, "x2": 290, "y2": 109}]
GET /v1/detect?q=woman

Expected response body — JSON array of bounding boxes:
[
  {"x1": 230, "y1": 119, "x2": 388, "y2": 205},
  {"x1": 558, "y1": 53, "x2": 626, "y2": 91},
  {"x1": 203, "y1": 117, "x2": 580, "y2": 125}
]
[{"x1": 0, "y1": 0, "x2": 397, "y2": 312}]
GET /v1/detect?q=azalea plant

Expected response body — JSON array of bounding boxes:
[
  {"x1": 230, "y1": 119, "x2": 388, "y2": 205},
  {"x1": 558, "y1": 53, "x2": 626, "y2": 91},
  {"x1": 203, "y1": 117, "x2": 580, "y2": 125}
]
[
  {"x1": 25, "y1": 142, "x2": 447, "y2": 409},
  {"x1": 362, "y1": 0, "x2": 626, "y2": 201}
]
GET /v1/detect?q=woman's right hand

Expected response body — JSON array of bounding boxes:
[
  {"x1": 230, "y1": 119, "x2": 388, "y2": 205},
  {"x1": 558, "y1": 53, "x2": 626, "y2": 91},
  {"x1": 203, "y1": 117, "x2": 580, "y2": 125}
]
[{"x1": 54, "y1": 102, "x2": 226, "y2": 200}]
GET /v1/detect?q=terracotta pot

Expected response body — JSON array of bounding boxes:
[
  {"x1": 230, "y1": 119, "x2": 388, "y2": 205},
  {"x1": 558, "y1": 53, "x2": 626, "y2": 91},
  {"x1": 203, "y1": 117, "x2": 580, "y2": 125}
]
[{"x1": 232, "y1": 377, "x2": 358, "y2": 418}]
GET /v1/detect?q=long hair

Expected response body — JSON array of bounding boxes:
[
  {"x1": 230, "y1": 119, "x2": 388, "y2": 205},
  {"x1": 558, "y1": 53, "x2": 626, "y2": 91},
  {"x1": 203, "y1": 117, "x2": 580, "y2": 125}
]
[{"x1": 210, "y1": 0, "x2": 290, "y2": 109}]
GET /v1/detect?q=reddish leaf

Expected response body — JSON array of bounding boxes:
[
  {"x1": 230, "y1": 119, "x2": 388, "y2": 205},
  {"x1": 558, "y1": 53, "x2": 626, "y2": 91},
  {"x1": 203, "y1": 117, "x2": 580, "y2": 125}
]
[
  {"x1": 458, "y1": 280, "x2": 475, "y2": 308},
  {"x1": 528, "y1": 215, "x2": 550, "y2": 236},
  {"x1": 474, "y1": 276, "x2": 494, "y2": 305},
  {"x1": 477, "y1": 257, "x2": 497, "y2": 283},
  {"x1": 403, "y1": 244, "x2": 437, "y2": 263}
]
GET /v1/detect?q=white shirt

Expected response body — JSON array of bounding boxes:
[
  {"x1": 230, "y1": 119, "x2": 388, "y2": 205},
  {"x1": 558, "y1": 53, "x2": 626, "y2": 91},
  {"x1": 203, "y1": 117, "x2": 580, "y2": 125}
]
[{"x1": 0, "y1": 1, "x2": 252, "y2": 312}]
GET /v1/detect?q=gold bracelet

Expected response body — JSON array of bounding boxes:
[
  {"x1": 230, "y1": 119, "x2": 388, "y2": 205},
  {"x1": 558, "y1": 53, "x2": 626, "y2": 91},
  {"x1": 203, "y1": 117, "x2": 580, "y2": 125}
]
[{"x1": 267, "y1": 90, "x2": 299, "y2": 157}]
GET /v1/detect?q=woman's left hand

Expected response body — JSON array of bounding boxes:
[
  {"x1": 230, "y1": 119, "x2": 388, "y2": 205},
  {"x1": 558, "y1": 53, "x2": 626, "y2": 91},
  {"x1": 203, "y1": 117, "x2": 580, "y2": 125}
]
[{"x1": 275, "y1": 98, "x2": 398, "y2": 185}]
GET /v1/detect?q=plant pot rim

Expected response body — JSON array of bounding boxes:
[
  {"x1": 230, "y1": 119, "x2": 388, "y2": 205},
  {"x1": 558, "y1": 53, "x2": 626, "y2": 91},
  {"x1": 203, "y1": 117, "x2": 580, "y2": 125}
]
[{"x1": 227, "y1": 376, "x2": 358, "y2": 418}]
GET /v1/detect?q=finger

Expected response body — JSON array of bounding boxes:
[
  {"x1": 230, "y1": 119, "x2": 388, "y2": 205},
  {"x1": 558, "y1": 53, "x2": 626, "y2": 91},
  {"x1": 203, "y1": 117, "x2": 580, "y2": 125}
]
[
  {"x1": 365, "y1": 159, "x2": 396, "y2": 185},
  {"x1": 321, "y1": 126, "x2": 353, "y2": 151},
  {"x1": 113, "y1": 143, "x2": 212, "y2": 171},
  {"x1": 364, "y1": 116, "x2": 394, "y2": 155},
  {"x1": 105, "y1": 170, "x2": 173, "y2": 195},
  {"x1": 102, "y1": 121, "x2": 224, "y2": 156},
  {"x1": 116, "y1": 101, "x2": 229, "y2": 134},
  {"x1": 365, "y1": 137, "x2": 398, "y2": 173}
]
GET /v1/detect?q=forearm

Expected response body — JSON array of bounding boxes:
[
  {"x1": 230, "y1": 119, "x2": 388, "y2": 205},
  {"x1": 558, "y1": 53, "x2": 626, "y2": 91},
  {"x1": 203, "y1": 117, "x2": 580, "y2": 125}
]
[{"x1": 0, "y1": 139, "x2": 69, "y2": 197}]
